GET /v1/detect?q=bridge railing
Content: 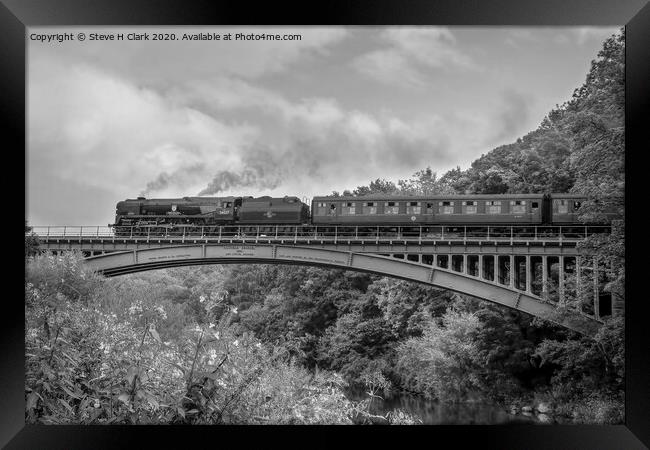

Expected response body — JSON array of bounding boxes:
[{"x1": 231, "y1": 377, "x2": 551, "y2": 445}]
[{"x1": 28, "y1": 224, "x2": 613, "y2": 243}]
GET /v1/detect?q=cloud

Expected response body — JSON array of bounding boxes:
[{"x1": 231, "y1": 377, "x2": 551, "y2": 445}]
[
  {"x1": 353, "y1": 27, "x2": 477, "y2": 87},
  {"x1": 504, "y1": 28, "x2": 540, "y2": 47},
  {"x1": 552, "y1": 27, "x2": 621, "y2": 45},
  {"x1": 28, "y1": 59, "x2": 258, "y2": 200},
  {"x1": 163, "y1": 77, "x2": 463, "y2": 196},
  {"x1": 489, "y1": 89, "x2": 534, "y2": 144},
  {"x1": 29, "y1": 56, "x2": 466, "y2": 215}
]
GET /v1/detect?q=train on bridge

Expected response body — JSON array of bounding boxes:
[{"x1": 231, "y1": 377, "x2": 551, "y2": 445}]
[{"x1": 111, "y1": 192, "x2": 611, "y2": 237}]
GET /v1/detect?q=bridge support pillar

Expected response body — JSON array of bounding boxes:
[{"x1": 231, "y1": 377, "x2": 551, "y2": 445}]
[
  {"x1": 509, "y1": 255, "x2": 515, "y2": 288},
  {"x1": 525, "y1": 255, "x2": 532, "y2": 294},
  {"x1": 463, "y1": 254, "x2": 467, "y2": 274},
  {"x1": 478, "y1": 255, "x2": 483, "y2": 280},
  {"x1": 593, "y1": 256, "x2": 600, "y2": 320},
  {"x1": 542, "y1": 255, "x2": 548, "y2": 300},
  {"x1": 493, "y1": 255, "x2": 498, "y2": 283},
  {"x1": 576, "y1": 256, "x2": 582, "y2": 301},
  {"x1": 559, "y1": 256, "x2": 565, "y2": 306}
]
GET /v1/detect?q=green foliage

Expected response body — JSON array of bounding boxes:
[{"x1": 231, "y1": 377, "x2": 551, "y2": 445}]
[
  {"x1": 25, "y1": 222, "x2": 41, "y2": 258},
  {"x1": 394, "y1": 308, "x2": 484, "y2": 402},
  {"x1": 25, "y1": 253, "x2": 356, "y2": 425},
  {"x1": 533, "y1": 316, "x2": 624, "y2": 398}
]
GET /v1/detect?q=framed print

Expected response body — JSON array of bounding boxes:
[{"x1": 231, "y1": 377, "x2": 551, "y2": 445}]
[{"x1": 5, "y1": 0, "x2": 650, "y2": 448}]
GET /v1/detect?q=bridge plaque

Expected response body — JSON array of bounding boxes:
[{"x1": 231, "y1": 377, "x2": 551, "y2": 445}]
[
  {"x1": 205, "y1": 245, "x2": 273, "y2": 259},
  {"x1": 276, "y1": 247, "x2": 348, "y2": 265},
  {"x1": 141, "y1": 246, "x2": 202, "y2": 262}
]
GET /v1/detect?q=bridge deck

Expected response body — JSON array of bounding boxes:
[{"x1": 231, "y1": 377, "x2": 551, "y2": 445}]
[{"x1": 30, "y1": 224, "x2": 610, "y2": 245}]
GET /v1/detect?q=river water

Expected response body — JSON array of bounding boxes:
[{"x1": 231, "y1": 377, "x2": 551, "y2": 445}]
[{"x1": 345, "y1": 389, "x2": 540, "y2": 425}]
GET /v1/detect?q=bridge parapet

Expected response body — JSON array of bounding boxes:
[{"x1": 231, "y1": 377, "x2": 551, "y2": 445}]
[{"x1": 29, "y1": 224, "x2": 612, "y2": 246}]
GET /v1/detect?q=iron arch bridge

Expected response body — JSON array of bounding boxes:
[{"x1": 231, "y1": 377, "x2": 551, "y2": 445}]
[{"x1": 31, "y1": 225, "x2": 615, "y2": 335}]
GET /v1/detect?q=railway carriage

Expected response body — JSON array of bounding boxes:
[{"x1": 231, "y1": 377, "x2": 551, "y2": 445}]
[
  {"x1": 549, "y1": 193, "x2": 586, "y2": 224},
  {"x1": 311, "y1": 194, "x2": 545, "y2": 226}
]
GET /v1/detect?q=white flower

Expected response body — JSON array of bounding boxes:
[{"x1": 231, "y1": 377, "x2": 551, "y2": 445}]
[{"x1": 232, "y1": 340, "x2": 239, "y2": 347}]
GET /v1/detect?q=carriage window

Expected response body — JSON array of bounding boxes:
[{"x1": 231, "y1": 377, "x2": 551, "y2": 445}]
[
  {"x1": 407, "y1": 201, "x2": 421, "y2": 215},
  {"x1": 573, "y1": 201, "x2": 582, "y2": 209},
  {"x1": 511, "y1": 200, "x2": 526, "y2": 214},
  {"x1": 384, "y1": 201, "x2": 399, "y2": 215},
  {"x1": 486, "y1": 200, "x2": 501, "y2": 214},
  {"x1": 363, "y1": 202, "x2": 377, "y2": 215},
  {"x1": 224, "y1": 202, "x2": 232, "y2": 208},
  {"x1": 329, "y1": 203, "x2": 337, "y2": 216},
  {"x1": 342, "y1": 202, "x2": 356, "y2": 215},
  {"x1": 439, "y1": 201, "x2": 454, "y2": 214},
  {"x1": 532, "y1": 202, "x2": 539, "y2": 208},
  {"x1": 462, "y1": 200, "x2": 477, "y2": 214},
  {"x1": 555, "y1": 199, "x2": 568, "y2": 214},
  {"x1": 425, "y1": 203, "x2": 434, "y2": 214},
  {"x1": 315, "y1": 202, "x2": 329, "y2": 216}
]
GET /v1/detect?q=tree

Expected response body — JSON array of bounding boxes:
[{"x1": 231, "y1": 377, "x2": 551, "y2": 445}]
[{"x1": 25, "y1": 221, "x2": 40, "y2": 258}]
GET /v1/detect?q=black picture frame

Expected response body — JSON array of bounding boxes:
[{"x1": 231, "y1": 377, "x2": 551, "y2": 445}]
[{"x1": 5, "y1": 0, "x2": 649, "y2": 448}]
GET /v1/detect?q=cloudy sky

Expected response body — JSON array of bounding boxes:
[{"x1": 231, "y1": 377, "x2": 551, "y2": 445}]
[{"x1": 27, "y1": 26, "x2": 620, "y2": 225}]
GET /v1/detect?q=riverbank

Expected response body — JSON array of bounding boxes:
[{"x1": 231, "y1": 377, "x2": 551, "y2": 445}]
[{"x1": 344, "y1": 388, "x2": 539, "y2": 425}]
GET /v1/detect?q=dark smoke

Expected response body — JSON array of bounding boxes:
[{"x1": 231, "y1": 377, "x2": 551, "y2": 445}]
[
  {"x1": 140, "y1": 172, "x2": 173, "y2": 197},
  {"x1": 196, "y1": 167, "x2": 283, "y2": 196},
  {"x1": 140, "y1": 163, "x2": 206, "y2": 197},
  {"x1": 196, "y1": 144, "x2": 288, "y2": 196}
]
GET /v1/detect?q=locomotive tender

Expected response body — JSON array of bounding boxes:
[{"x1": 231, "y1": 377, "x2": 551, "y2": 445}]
[{"x1": 113, "y1": 192, "x2": 590, "y2": 234}]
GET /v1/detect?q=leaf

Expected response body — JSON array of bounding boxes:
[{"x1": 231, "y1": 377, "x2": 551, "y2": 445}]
[
  {"x1": 60, "y1": 384, "x2": 82, "y2": 400},
  {"x1": 60, "y1": 351, "x2": 78, "y2": 365},
  {"x1": 149, "y1": 327, "x2": 162, "y2": 343},
  {"x1": 168, "y1": 362, "x2": 186, "y2": 375},
  {"x1": 26, "y1": 392, "x2": 40, "y2": 410},
  {"x1": 203, "y1": 371, "x2": 221, "y2": 381},
  {"x1": 126, "y1": 366, "x2": 139, "y2": 385},
  {"x1": 144, "y1": 392, "x2": 159, "y2": 409},
  {"x1": 58, "y1": 398, "x2": 74, "y2": 414},
  {"x1": 138, "y1": 369, "x2": 150, "y2": 383}
]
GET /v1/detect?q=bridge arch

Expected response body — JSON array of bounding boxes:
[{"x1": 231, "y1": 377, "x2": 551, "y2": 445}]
[{"x1": 84, "y1": 243, "x2": 596, "y2": 335}]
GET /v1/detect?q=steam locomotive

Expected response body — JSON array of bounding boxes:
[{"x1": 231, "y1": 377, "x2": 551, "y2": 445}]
[{"x1": 112, "y1": 192, "x2": 604, "y2": 237}]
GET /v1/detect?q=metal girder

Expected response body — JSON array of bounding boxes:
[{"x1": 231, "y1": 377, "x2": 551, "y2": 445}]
[
  {"x1": 39, "y1": 239, "x2": 581, "y2": 255},
  {"x1": 84, "y1": 243, "x2": 597, "y2": 335}
]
